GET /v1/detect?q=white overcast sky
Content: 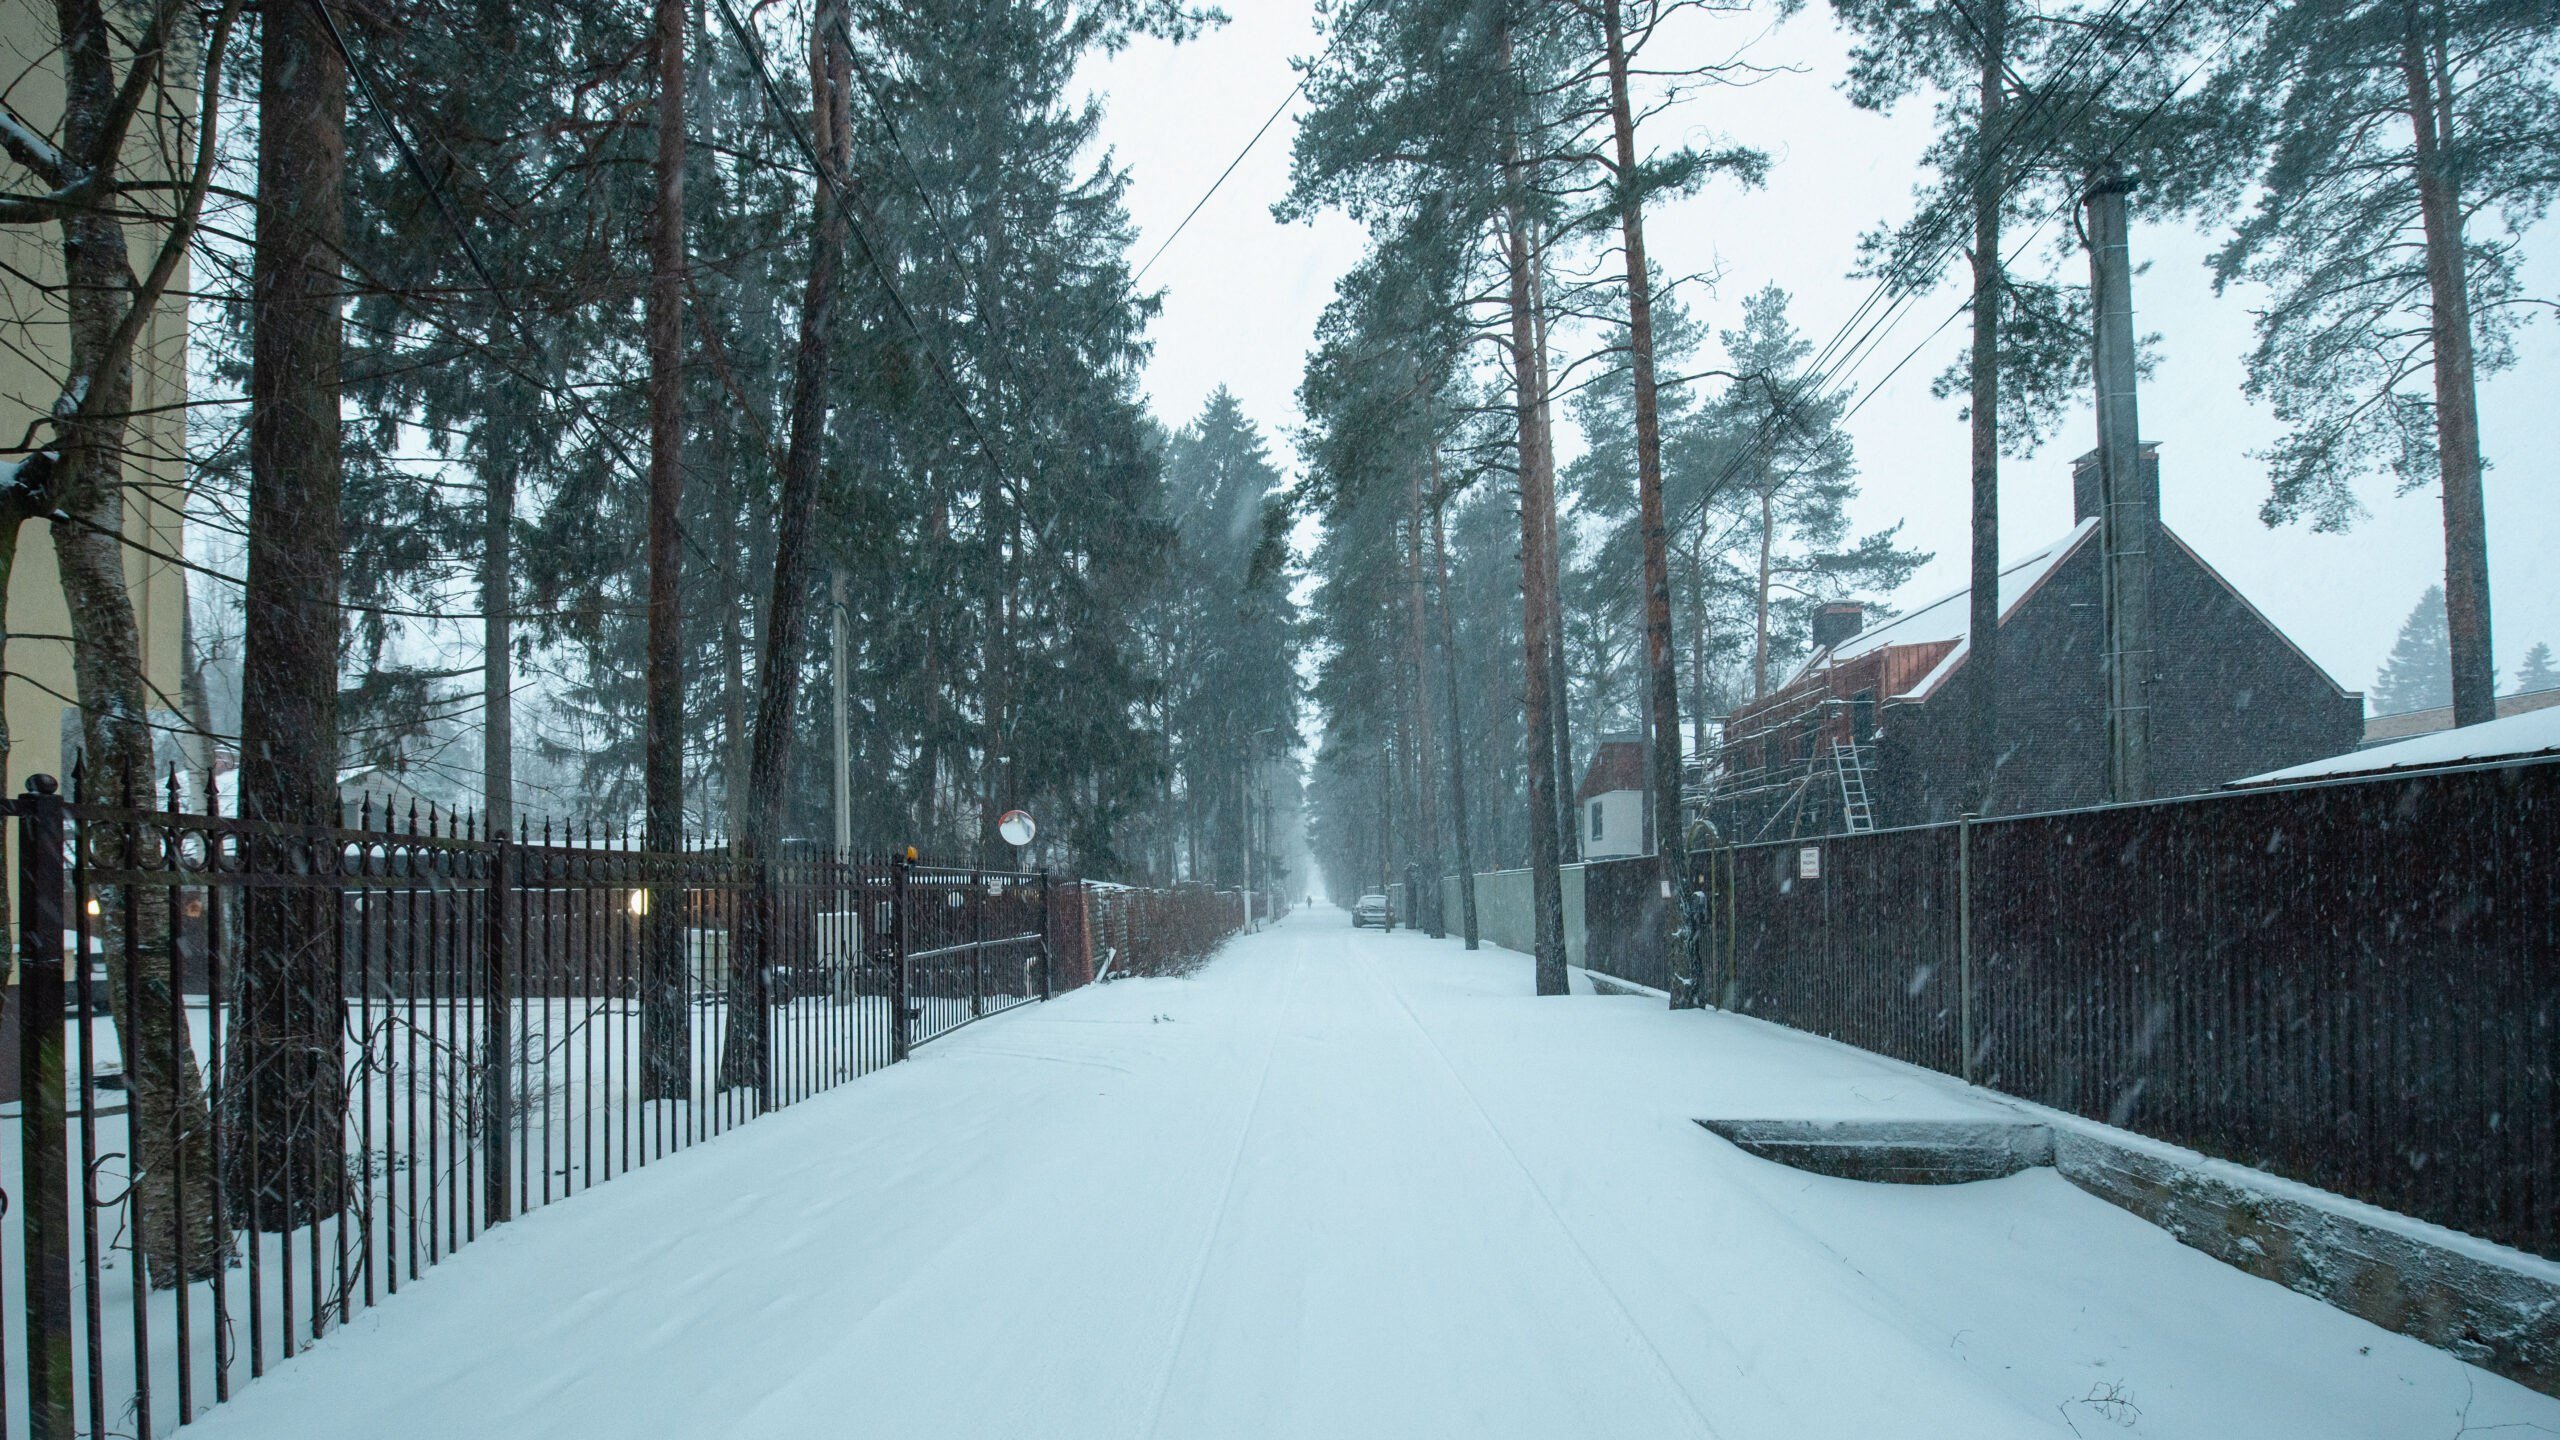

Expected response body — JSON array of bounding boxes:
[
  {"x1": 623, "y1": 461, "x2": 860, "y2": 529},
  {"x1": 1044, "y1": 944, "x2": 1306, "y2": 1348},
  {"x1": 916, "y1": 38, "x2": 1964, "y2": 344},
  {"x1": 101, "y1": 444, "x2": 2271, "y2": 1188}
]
[{"x1": 1083, "y1": 1, "x2": 2560, "y2": 706}]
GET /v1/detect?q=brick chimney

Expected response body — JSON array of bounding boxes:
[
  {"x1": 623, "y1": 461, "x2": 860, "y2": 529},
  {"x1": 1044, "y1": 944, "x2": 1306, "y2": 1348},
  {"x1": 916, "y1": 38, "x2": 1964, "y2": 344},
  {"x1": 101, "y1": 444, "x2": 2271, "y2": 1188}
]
[
  {"x1": 2072, "y1": 442, "x2": 2160, "y2": 523},
  {"x1": 1811, "y1": 601, "x2": 1865, "y2": 653}
]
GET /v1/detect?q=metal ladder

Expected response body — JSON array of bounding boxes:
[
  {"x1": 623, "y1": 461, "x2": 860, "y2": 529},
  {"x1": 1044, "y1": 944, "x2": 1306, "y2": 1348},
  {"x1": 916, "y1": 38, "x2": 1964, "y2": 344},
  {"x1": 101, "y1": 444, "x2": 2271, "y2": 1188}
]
[{"x1": 1832, "y1": 739, "x2": 1877, "y2": 834}]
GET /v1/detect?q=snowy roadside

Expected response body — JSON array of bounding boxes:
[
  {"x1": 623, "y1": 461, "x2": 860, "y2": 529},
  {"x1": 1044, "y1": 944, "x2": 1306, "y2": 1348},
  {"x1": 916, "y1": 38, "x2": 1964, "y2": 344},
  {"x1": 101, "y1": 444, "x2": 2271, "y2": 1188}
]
[{"x1": 189, "y1": 909, "x2": 2558, "y2": 1440}]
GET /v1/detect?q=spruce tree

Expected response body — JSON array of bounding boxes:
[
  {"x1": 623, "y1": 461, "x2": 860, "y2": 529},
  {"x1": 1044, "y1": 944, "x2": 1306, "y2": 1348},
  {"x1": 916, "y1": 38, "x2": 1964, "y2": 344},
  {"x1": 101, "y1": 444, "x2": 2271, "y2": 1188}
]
[
  {"x1": 2372, "y1": 585, "x2": 2453, "y2": 715},
  {"x1": 2516, "y1": 642, "x2": 2559, "y2": 695}
]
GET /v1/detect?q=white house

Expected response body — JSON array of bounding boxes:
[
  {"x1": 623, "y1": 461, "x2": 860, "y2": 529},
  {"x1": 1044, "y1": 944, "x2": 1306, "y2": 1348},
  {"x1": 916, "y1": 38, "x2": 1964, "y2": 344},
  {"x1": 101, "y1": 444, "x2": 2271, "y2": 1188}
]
[{"x1": 1575, "y1": 736, "x2": 1650, "y2": 859}]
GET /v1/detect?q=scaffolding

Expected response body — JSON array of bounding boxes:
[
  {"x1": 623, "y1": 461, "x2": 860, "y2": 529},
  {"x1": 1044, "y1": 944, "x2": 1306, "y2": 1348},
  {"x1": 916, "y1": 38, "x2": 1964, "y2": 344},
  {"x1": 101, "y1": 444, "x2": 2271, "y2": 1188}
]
[{"x1": 1697, "y1": 683, "x2": 1881, "y2": 842}]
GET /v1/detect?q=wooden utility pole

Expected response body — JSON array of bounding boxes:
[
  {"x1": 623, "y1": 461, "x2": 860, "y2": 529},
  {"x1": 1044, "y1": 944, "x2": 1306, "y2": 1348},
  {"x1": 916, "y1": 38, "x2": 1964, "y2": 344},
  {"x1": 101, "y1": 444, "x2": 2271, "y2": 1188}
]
[
  {"x1": 1964, "y1": 0, "x2": 2009, "y2": 812},
  {"x1": 832, "y1": 569, "x2": 853, "y2": 852},
  {"x1": 642, "y1": 0, "x2": 690, "y2": 1099},
  {"x1": 2084, "y1": 171, "x2": 2154, "y2": 802},
  {"x1": 484, "y1": 458, "x2": 513, "y2": 838},
  {"x1": 239, "y1": 0, "x2": 349, "y2": 1228}
]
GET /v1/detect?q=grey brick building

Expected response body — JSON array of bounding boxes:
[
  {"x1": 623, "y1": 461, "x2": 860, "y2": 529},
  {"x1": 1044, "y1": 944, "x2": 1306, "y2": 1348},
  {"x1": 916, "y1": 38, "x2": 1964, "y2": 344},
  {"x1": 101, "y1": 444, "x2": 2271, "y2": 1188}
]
[{"x1": 1708, "y1": 448, "x2": 2364, "y2": 838}]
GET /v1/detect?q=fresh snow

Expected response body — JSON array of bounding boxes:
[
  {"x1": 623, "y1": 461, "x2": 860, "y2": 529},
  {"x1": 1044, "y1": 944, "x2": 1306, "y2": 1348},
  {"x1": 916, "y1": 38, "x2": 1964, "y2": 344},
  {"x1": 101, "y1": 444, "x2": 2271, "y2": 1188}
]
[
  {"x1": 191, "y1": 910, "x2": 2558, "y2": 1440},
  {"x1": 2232, "y1": 702, "x2": 2560, "y2": 785}
]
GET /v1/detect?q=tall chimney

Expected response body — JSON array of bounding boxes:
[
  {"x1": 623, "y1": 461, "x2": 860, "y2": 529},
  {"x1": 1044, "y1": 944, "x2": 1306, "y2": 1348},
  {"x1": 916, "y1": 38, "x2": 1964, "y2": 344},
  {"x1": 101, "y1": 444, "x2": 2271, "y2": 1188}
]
[
  {"x1": 2085, "y1": 169, "x2": 2155, "y2": 803},
  {"x1": 1811, "y1": 601, "x2": 1865, "y2": 654}
]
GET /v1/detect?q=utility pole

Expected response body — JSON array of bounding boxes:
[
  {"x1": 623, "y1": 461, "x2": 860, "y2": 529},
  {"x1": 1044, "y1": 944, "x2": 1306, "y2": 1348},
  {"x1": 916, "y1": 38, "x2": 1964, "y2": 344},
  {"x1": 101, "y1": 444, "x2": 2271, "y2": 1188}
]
[
  {"x1": 2085, "y1": 170, "x2": 2154, "y2": 803},
  {"x1": 830, "y1": 568, "x2": 851, "y2": 852},
  {"x1": 640, "y1": 0, "x2": 690, "y2": 1101},
  {"x1": 1245, "y1": 725, "x2": 1276, "y2": 931}
]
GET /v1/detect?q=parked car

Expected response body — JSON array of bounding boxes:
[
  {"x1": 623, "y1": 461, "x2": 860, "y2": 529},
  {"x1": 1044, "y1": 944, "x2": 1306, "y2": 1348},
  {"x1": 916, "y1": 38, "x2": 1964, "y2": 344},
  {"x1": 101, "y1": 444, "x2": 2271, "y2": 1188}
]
[{"x1": 1351, "y1": 893, "x2": 1389, "y2": 928}]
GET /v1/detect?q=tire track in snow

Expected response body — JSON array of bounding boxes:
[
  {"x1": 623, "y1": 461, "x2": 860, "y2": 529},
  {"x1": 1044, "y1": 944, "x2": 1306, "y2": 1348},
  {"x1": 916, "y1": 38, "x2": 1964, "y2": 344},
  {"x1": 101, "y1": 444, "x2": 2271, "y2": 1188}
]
[
  {"x1": 1133, "y1": 934, "x2": 1311, "y2": 1440},
  {"x1": 1364, "y1": 954, "x2": 1726, "y2": 1440}
]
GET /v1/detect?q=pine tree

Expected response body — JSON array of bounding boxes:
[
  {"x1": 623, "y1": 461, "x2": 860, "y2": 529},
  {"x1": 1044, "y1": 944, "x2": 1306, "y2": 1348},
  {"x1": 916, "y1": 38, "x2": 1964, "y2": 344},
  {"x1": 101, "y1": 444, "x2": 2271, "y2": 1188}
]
[
  {"x1": 2197, "y1": 0, "x2": 2560, "y2": 727},
  {"x1": 2372, "y1": 585, "x2": 2453, "y2": 715},
  {"x1": 1707, "y1": 287, "x2": 1928, "y2": 699},
  {"x1": 2512, "y1": 642, "x2": 2556, "y2": 696}
]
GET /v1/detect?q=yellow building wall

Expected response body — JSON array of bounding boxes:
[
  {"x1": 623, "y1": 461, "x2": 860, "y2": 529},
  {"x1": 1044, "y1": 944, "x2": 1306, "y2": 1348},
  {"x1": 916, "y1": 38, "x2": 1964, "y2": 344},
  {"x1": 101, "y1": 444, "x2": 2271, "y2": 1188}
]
[{"x1": 0, "y1": 4, "x2": 195, "y2": 802}]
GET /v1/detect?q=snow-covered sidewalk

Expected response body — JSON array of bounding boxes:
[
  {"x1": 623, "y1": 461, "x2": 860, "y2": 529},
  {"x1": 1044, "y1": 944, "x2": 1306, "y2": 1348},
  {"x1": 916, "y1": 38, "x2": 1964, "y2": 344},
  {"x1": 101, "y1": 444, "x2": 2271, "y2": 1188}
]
[{"x1": 196, "y1": 909, "x2": 2557, "y2": 1439}]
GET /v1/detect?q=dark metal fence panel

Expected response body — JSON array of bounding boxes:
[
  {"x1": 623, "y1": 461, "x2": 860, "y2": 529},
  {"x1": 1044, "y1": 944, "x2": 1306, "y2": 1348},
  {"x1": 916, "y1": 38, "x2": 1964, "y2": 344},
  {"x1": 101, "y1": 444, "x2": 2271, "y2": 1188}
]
[
  {"x1": 1688, "y1": 758, "x2": 2559, "y2": 1261},
  {"x1": 2, "y1": 768, "x2": 1229, "y2": 1439},
  {"x1": 1969, "y1": 762, "x2": 2559, "y2": 1260},
  {"x1": 1580, "y1": 859, "x2": 1673, "y2": 991},
  {"x1": 1721, "y1": 825, "x2": 1963, "y2": 1076}
]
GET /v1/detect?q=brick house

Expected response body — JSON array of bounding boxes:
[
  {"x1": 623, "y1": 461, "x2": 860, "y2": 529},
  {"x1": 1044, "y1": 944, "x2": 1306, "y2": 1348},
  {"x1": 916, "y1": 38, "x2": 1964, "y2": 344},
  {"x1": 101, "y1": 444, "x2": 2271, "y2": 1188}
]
[{"x1": 1707, "y1": 448, "x2": 2364, "y2": 839}]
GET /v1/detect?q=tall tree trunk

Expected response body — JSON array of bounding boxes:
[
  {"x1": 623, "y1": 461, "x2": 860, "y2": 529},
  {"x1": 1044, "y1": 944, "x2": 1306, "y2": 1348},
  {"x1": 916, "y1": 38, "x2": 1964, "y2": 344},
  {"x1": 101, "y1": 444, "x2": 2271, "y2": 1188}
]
[
  {"x1": 1529, "y1": 230, "x2": 1577, "y2": 866},
  {"x1": 1432, "y1": 485, "x2": 1479, "y2": 950},
  {"x1": 725, "y1": 0, "x2": 853, "y2": 1094},
  {"x1": 1965, "y1": 0, "x2": 2008, "y2": 812},
  {"x1": 238, "y1": 0, "x2": 348, "y2": 1231},
  {"x1": 1752, "y1": 489, "x2": 1775, "y2": 700},
  {"x1": 1602, "y1": 0, "x2": 1687, "y2": 934},
  {"x1": 41, "y1": 0, "x2": 235, "y2": 1279},
  {"x1": 1501, "y1": 26, "x2": 1567, "y2": 995},
  {"x1": 2402, "y1": 4, "x2": 2494, "y2": 727},
  {"x1": 1406, "y1": 462, "x2": 1440, "y2": 935},
  {"x1": 642, "y1": 0, "x2": 691, "y2": 1100}
]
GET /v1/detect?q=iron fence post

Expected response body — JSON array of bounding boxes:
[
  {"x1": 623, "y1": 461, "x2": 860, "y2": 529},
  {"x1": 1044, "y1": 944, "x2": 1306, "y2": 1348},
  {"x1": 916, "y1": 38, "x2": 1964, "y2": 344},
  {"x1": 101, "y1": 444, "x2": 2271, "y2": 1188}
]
[
  {"x1": 1038, "y1": 872, "x2": 1053, "y2": 1002},
  {"x1": 970, "y1": 869, "x2": 984, "y2": 1019},
  {"x1": 890, "y1": 857, "x2": 910, "y2": 1062},
  {"x1": 754, "y1": 858, "x2": 774, "y2": 1110},
  {"x1": 1958, "y1": 811, "x2": 1976, "y2": 1085},
  {"x1": 17, "y1": 776, "x2": 71, "y2": 1439},
  {"x1": 484, "y1": 830, "x2": 513, "y2": 1224}
]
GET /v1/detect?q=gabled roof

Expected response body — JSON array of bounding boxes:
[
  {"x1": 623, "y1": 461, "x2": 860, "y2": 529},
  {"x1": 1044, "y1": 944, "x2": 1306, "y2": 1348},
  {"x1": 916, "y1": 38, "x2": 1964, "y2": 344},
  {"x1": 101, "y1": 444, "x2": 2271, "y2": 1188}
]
[
  {"x1": 1772, "y1": 518, "x2": 2099, "y2": 701},
  {"x1": 1576, "y1": 738, "x2": 1647, "y2": 802}
]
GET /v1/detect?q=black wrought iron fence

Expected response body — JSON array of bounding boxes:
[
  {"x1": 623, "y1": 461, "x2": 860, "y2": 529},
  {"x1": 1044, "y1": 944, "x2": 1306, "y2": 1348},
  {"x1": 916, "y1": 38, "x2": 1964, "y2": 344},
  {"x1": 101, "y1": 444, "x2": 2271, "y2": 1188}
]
[
  {"x1": 1684, "y1": 756, "x2": 2560, "y2": 1261},
  {"x1": 0, "y1": 768, "x2": 1081, "y2": 1439}
]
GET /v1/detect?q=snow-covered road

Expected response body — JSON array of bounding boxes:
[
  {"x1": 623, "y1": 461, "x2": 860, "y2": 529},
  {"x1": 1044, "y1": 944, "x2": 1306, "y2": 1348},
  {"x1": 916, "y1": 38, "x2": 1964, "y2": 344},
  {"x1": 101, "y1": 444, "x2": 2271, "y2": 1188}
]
[{"x1": 197, "y1": 909, "x2": 2557, "y2": 1439}]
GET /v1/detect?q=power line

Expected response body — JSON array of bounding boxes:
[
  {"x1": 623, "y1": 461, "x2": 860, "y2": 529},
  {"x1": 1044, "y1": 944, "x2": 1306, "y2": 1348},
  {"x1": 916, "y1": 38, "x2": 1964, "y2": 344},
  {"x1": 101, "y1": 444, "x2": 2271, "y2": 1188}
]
[
  {"x1": 1614, "y1": 0, "x2": 2216, "y2": 610},
  {"x1": 1126, "y1": 0, "x2": 1388, "y2": 292},
  {"x1": 1131, "y1": 80, "x2": 1304, "y2": 290}
]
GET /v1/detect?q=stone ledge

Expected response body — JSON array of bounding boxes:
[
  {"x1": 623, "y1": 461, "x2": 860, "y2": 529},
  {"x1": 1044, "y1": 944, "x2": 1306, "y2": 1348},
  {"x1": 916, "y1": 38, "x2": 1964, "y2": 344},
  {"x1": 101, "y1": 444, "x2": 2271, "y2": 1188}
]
[{"x1": 1698, "y1": 1114, "x2": 2560, "y2": 1396}]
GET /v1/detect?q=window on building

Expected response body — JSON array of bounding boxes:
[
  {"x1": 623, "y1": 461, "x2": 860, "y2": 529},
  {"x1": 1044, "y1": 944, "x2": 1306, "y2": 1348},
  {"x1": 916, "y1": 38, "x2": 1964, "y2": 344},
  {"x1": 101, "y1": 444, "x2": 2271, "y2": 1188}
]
[{"x1": 1589, "y1": 799, "x2": 1605, "y2": 841}]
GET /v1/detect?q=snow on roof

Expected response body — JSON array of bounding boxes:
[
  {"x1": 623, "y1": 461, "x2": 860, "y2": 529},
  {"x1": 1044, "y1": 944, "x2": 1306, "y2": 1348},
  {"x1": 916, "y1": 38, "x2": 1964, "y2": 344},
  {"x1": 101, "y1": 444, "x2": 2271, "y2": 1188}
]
[
  {"x1": 2227, "y1": 703, "x2": 2560, "y2": 787},
  {"x1": 1784, "y1": 518, "x2": 2099, "y2": 698}
]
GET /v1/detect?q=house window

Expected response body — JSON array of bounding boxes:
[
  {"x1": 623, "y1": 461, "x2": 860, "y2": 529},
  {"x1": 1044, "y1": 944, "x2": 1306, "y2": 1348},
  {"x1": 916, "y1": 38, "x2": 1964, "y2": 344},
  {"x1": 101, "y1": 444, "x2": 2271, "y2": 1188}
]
[{"x1": 1589, "y1": 799, "x2": 1605, "y2": 842}]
